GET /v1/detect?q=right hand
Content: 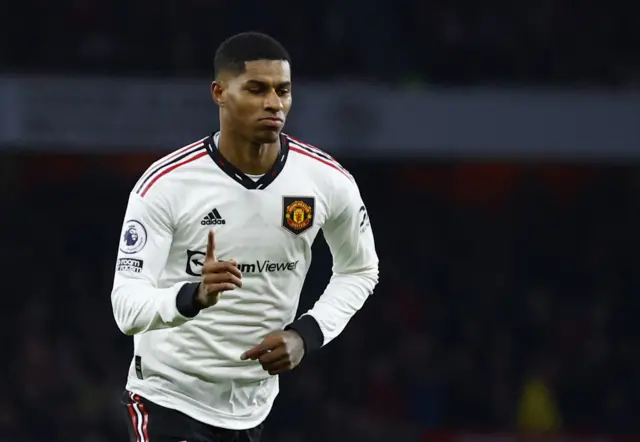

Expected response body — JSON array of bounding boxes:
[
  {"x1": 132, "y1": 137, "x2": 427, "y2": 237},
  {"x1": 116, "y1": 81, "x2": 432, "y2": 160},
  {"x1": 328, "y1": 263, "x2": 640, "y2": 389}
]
[{"x1": 196, "y1": 230, "x2": 242, "y2": 308}]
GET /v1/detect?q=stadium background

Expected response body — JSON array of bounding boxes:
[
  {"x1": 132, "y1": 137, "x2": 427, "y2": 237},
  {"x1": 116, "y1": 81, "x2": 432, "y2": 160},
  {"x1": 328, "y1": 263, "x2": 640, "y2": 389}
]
[{"x1": 1, "y1": 2, "x2": 639, "y2": 441}]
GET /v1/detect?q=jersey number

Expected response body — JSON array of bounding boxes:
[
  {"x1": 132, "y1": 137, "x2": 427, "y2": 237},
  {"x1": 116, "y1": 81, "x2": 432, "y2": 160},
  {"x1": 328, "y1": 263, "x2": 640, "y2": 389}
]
[{"x1": 358, "y1": 205, "x2": 369, "y2": 232}]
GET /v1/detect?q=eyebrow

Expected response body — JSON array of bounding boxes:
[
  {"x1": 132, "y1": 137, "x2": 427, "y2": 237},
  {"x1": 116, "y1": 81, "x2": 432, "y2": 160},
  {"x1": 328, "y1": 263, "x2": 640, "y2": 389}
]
[{"x1": 244, "y1": 79, "x2": 291, "y2": 87}]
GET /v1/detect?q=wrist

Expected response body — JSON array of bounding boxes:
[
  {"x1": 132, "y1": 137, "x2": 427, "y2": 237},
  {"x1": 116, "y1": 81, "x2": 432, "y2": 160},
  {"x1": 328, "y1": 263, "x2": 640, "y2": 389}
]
[
  {"x1": 193, "y1": 284, "x2": 206, "y2": 309},
  {"x1": 285, "y1": 315, "x2": 324, "y2": 354},
  {"x1": 176, "y1": 282, "x2": 203, "y2": 318}
]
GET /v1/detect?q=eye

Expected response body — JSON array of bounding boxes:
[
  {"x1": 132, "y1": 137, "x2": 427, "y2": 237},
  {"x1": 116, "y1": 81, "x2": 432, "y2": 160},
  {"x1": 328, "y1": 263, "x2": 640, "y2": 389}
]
[{"x1": 277, "y1": 89, "x2": 290, "y2": 96}]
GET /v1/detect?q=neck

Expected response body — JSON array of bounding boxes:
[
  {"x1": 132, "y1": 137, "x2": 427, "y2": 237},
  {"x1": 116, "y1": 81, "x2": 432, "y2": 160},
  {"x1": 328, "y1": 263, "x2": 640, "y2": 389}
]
[{"x1": 217, "y1": 129, "x2": 280, "y2": 175}]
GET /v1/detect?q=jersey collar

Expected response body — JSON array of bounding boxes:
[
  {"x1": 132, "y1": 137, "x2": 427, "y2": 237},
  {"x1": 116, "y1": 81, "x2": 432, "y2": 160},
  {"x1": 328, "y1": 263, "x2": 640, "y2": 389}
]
[{"x1": 205, "y1": 132, "x2": 290, "y2": 190}]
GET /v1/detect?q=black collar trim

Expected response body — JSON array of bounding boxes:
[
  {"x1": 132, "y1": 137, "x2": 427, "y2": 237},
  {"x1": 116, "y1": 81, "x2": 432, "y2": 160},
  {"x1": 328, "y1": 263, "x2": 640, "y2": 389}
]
[{"x1": 205, "y1": 132, "x2": 290, "y2": 190}]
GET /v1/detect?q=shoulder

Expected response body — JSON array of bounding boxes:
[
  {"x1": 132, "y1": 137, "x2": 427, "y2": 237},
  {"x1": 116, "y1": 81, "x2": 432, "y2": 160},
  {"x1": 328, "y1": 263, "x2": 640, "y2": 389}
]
[
  {"x1": 285, "y1": 134, "x2": 354, "y2": 184},
  {"x1": 284, "y1": 135, "x2": 362, "y2": 217},
  {"x1": 132, "y1": 137, "x2": 209, "y2": 199}
]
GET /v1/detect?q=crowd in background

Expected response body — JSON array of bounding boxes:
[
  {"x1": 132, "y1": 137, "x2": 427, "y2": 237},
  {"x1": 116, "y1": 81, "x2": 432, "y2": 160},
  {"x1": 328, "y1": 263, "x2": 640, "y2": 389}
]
[
  {"x1": 1, "y1": 158, "x2": 638, "y2": 441},
  {"x1": 1, "y1": 0, "x2": 638, "y2": 85}
]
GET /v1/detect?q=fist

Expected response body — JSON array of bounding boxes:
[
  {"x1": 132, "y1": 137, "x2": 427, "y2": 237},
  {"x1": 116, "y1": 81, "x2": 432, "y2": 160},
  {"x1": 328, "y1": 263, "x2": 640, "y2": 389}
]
[
  {"x1": 241, "y1": 331, "x2": 306, "y2": 375},
  {"x1": 196, "y1": 230, "x2": 242, "y2": 308}
]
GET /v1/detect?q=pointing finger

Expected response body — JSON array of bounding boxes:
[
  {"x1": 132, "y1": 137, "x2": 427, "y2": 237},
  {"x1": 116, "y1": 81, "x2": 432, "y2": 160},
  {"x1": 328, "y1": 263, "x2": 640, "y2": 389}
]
[
  {"x1": 206, "y1": 230, "x2": 216, "y2": 261},
  {"x1": 242, "y1": 342, "x2": 274, "y2": 361},
  {"x1": 241, "y1": 334, "x2": 283, "y2": 360}
]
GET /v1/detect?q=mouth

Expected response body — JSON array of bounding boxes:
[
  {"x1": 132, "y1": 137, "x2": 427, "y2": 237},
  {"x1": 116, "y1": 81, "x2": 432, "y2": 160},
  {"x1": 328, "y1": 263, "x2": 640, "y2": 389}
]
[{"x1": 259, "y1": 117, "x2": 284, "y2": 128}]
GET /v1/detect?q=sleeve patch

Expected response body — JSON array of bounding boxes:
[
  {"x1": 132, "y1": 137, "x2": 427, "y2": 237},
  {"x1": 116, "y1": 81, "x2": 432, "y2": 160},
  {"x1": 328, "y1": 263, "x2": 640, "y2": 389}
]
[
  {"x1": 116, "y1": 258, "x2": 144, "y2": 273},
  {"x1": 119, "y1": 220, "x2": 148, "y2": 254}
]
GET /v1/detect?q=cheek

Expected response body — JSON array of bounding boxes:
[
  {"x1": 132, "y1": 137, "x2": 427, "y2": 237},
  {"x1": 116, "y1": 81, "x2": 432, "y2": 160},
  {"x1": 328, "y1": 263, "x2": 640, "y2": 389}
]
[
  {"x1": 229, "y1": 97, "x2": 260, "y2": 118},
  {"x1": 226, "y1": 104, "x2": 248, "y2": 126}
]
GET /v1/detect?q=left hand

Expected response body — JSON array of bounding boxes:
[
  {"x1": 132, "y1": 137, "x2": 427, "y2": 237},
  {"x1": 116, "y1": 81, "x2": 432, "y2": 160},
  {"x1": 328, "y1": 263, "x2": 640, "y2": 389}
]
[{"x1": 241, "y1": 330, "x2": 305, "y2": 375}]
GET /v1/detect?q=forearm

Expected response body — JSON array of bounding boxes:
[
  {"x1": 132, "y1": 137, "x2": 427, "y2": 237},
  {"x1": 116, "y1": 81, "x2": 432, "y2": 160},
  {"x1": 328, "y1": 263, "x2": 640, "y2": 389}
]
[
  {"x1": 288, "y1": 269, "x2": 378, "y2": 350},
  {"x1": 111, "y1": 281, "x2": 200, "y2": 335}
]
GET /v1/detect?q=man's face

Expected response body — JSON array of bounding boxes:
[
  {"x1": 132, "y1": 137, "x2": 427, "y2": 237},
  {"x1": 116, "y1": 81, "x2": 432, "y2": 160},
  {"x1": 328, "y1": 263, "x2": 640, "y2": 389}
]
[{"x1": 214, "y1": 60, "x2": 292, "y2": 144}]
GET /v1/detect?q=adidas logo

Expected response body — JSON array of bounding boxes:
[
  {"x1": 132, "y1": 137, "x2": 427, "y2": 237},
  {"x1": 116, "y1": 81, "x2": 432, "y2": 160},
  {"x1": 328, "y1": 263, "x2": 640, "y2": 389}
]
[{"x1": 201, "y1": 208, "x2": 226, "y2": 225}]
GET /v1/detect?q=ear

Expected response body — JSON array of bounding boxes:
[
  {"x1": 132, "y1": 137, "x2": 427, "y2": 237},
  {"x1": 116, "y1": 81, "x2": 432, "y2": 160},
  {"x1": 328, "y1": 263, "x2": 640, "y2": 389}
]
[{"x1": 211, "y1": 81, "x2": 225, "y2": 107}]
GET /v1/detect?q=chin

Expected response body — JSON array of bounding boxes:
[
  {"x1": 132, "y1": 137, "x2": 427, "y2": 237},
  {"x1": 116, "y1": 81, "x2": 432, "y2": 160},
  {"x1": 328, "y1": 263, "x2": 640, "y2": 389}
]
[{"x1": 253, "y1": 130, "x2": 280, "y2": 144}]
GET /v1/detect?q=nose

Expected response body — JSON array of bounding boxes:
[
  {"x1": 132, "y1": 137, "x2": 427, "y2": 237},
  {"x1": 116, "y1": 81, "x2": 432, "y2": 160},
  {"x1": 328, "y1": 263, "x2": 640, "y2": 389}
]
[{"x1": 264, "y1": 90, "x2": 283, "y2": 112}]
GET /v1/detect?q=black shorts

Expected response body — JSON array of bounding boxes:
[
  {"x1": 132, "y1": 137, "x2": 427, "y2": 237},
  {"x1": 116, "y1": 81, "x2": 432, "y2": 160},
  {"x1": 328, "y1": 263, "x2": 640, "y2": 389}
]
[{"x1": 121, "y1": 391, "x2": 264, "y2": 442}]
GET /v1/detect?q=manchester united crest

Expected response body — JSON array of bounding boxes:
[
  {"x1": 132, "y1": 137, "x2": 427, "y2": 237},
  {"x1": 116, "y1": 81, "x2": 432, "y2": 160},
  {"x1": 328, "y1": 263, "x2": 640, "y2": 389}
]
[{"x1": 282, "y1": 196, "x2": 315, "y2": 235}]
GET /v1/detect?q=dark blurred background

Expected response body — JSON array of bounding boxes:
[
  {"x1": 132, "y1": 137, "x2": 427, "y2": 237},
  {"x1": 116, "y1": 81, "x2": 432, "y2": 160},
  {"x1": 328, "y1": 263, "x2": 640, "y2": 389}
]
[{"x1": 1, "y1": 2, "x2": 640, "y2": 442}]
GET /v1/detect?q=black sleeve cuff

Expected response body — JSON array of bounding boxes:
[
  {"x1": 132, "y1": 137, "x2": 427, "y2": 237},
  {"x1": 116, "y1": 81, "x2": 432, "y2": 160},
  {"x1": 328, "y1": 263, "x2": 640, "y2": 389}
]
[
  {"x1": 286, "y1": 315, "x2": 324, "y2": 354},
  {"x1": 176, "y1": 282, "x2": 202, "y2": 318}
]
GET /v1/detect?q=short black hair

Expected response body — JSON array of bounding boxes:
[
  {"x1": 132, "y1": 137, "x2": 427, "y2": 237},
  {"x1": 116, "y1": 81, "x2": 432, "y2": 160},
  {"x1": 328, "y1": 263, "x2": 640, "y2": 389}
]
[{"x1": 213, "y1": 32, "x2": 290, "y2": 78}]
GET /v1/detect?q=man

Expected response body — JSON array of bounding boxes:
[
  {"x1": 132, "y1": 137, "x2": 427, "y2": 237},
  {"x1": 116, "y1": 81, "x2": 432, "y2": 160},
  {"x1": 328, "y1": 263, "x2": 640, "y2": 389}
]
[{"x1": 111, "y1": 32, "x2": 379, "y2": 442}]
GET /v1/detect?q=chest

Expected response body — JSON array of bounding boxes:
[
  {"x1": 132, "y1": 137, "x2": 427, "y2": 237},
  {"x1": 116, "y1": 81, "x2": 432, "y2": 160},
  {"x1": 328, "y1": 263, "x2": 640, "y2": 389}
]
[{"x1": 173, "y1": 178, "x2": 330, "y2": 262}]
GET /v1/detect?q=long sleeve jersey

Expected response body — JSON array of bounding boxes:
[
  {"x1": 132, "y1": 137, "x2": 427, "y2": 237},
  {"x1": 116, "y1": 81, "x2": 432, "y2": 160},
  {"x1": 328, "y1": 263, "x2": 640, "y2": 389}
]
[{"x1": 111, "y1": 132, "x2": 379, "y2": 430}]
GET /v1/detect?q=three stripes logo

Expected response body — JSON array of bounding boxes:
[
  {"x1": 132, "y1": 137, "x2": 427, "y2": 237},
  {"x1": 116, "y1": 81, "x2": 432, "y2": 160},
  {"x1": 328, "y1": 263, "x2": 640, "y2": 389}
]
[{"x1": 201, "y1": 208, "x2": 226, "y2": 225}]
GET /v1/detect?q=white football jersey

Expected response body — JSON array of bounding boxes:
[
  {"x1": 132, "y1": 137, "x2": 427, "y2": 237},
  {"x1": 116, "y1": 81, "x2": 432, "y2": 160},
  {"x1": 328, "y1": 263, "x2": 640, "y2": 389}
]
[{"x1": 111, "y1": 132, "x2": 379, "y2": 430}]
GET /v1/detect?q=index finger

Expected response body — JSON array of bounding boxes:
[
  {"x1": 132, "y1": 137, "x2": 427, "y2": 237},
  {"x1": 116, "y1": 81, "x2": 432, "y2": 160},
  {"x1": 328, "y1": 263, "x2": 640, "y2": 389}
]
[
  {"x1": 241, "y1": 342, "x2": 276, "y2": 361},
  {"x1": 206, "y1": 230, "x2": 216, "y2": 261}
]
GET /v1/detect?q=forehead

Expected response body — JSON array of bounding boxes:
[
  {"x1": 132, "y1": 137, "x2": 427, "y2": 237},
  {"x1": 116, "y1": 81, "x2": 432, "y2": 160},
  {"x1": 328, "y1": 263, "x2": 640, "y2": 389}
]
[{"x1": 236, "y1": 60, "x2": 291, "y2": 84}]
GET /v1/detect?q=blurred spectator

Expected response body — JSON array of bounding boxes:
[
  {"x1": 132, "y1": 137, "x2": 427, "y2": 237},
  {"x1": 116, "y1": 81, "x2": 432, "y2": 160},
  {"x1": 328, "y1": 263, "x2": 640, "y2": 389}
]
[
  {"x1": 516, "y1": 357, "x2": 562, "y2": 432},
  {"x1": 1, "y1": 0, "x2": 639, "y2": 85}
]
